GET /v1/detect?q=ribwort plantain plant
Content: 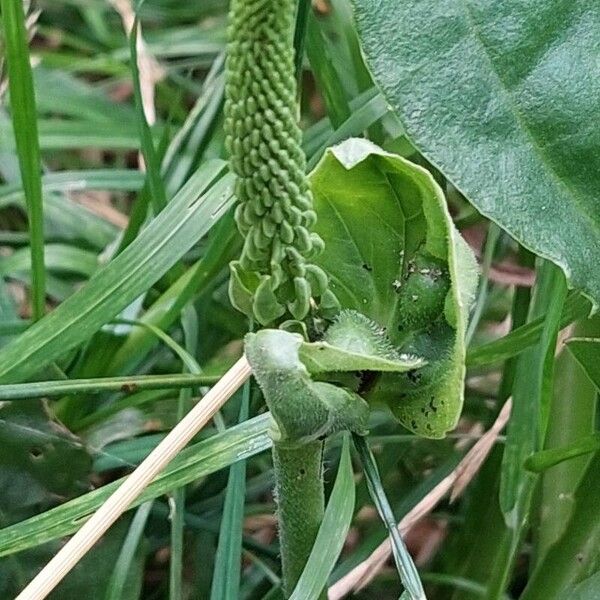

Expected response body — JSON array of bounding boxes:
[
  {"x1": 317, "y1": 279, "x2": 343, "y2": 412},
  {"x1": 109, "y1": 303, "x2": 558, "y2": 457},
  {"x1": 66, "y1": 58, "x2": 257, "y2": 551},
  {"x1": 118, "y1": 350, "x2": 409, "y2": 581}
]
[{"x1": 225, "y1": 1, "x2": 477, "y2": 596}]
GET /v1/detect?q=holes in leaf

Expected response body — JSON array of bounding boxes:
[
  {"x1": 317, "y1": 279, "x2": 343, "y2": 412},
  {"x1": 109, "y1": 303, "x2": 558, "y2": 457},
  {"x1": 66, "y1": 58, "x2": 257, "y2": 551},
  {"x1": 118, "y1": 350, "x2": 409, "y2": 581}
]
[{"x1": 29, "y1": 447, "x2": 43, "y2": 460}]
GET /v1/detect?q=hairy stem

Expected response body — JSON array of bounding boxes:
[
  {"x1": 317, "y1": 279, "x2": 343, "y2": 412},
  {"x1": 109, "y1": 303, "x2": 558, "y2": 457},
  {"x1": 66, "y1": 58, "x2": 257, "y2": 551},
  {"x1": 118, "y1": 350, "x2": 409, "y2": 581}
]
[{"x1": 272, "y1": 441, "x2": 326, "y2": 598}]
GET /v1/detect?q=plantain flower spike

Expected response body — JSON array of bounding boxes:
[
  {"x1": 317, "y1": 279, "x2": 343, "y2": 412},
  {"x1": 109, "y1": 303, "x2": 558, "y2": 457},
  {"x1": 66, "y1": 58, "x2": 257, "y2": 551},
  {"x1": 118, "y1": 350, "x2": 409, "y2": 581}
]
[{"x1": 225, "y1": 0, "x2": 339, "y2": 326}]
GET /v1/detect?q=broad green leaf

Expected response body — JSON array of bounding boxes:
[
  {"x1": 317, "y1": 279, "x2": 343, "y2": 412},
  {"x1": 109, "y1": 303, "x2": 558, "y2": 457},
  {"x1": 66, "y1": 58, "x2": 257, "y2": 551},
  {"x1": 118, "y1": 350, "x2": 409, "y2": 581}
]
[
  {"x1": 567, "y1": 338, "x2": 600, "y2": 392},
  {"x1": 0, "y1": 161, "x2": 234, "y2": 384},
  {"x1": 288, "y1": 437, "x2": 355, "y2": 600},
  {"x1": 0, "y1": 399, "x2": 91, "y2": 521},
  {"x1": 352, "y1": 0, "x2": 600, "y2": 306},
  {"x1": 310, "y1": 138, "x2": 478, "y2": 437},
  {"x1": 0, "y1": 413, "x2": 272, "y2": 558},
  {"x1": 564, "y1": 572, "x2": 600, "y2": 600}
]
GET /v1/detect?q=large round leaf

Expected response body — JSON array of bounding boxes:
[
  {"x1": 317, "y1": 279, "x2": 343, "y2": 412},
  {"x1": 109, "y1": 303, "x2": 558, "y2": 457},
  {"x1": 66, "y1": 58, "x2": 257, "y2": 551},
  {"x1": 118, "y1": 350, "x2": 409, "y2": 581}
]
[
  {"x1": 310, "y1": 139, "x2": 478, "y2": 437},
  {"x1": 352, "y1": 0, "x2": 600, "y2": 306}
]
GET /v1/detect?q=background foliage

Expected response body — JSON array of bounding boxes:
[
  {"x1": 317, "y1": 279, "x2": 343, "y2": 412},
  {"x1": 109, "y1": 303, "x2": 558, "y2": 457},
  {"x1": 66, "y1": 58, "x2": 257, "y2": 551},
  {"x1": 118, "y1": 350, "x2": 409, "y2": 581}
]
[{"x1": 0, "y1": 0, "x2": 598, "y2": 598}]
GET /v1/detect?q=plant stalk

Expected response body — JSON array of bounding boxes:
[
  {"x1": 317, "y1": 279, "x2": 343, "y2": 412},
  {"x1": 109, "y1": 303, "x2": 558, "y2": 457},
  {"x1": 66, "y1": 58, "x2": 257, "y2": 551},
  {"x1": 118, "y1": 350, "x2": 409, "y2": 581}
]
[{"x1": 272, "y1": 441, "x2": 326, "y2": 599}]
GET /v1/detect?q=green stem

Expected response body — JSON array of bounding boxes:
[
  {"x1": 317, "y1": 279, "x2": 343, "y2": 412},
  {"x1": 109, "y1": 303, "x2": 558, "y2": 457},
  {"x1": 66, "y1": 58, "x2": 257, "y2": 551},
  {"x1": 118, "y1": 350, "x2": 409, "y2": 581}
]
[
  {"x1": 272, "y1": 441, "x2": 325, "y2": 598},
  {"x1": 1, "y1": 0, "x2": 46, "y2": 320}
]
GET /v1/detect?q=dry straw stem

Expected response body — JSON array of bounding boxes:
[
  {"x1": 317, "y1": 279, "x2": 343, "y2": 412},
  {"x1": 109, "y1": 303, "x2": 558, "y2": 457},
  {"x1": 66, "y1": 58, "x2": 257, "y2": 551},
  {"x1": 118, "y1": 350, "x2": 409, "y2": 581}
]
[
  {"x1": 109, "y1": 0, "x2": 164, "y2": 126},
  {"x1": 15, "y1": 356, "x2": 251, "y2": 600},
  {"x1": 328, "y1": 399, "x2": 512, "y2": 600}
]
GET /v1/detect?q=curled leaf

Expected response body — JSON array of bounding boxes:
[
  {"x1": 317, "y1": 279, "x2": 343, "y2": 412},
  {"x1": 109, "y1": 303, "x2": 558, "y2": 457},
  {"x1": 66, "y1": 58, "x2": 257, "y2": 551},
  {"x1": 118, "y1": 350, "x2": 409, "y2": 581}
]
[
  {"x1": 310, "y1": 139, "x2": 478, "y2": 437},
  {"x1": 244, "y1": 329, "x2": 369, "y2": 446}
]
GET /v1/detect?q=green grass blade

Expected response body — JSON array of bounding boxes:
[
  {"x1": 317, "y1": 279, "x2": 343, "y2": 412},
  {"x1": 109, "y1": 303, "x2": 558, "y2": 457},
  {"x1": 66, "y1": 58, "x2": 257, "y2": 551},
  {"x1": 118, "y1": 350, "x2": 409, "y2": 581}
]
[
  {"x1": 0, "y1": 169, "x2": 145, "y2": 208},
  {"x1": 487, "y1": 262, "x2": 567, "y2": 597},
  {"x1": 465, "y1": 223, "x2": 501, "y2": 344},
  {"x1": 534, "y1": 318, "x2": 600, "y2": 565},
  {"x1": 114, "y1": 318, "x2": 202, "y2": 375},
  {"x1": 305, "y1": 89, "x2": 388, "y2": 171},
  {"x1": 305, "y1": 12, "x2": 351, "y2": 127},
  {"x1": 130, "y1": 17, "x2": 167, "y2": 213},
  {"x1": 0, "y1": 413, "x2": 272, "y2": 558},
  {"x1": 169, "y1": 304, "x2": 198, "y2": 599},
  {"x1": 521, "y1": 451, "x2": 600, "y2": 598},
  {"x1": 293, "y1": 0, "x2": 310, "y2": 81},
  {"x1": 500, "y1": 263, "x2": 568, "y2": 512},
  {"x1": 466, "y1": 292, "x2": 590, "y2": 367},
  {"x1": 0, "y1": 244, "x2": 99, "y2": 279},
  {"x1": 0, "y1": 0, "x2": 46, "y2": 320},
  {"x1": 105, "y1": 212, "x2": 239, "y2": 376},
  {"x1": 0, "y1": 373, "x2": 219, "y2": 400},
  {"x1": 353, "y1": 434, "x2": 425, "y2": 600},
  {"x1": 0, "y1": 161, "x2": 233, "y2": 383},
  {"x1": 210, "y1": 380, "x2": 250, "y2": 600},
  {"x1": 105, "y1": 501, "x2": 153, "y2": 600},
  {"x1": 288, "y1": 436, "x2": 355, "y2": 600},
  {"x1": 525, "y1": 434, "x2": 600, "y2": 473},
  {"x1": 566, "y1": 337, "x2": 600, "y2": 391}
]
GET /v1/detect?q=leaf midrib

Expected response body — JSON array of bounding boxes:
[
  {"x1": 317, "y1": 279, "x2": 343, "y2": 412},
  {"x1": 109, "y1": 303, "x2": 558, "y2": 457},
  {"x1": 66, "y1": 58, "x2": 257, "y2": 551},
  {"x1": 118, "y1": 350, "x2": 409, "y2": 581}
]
[{"x1": 458, "y1": 0, "x2": 599, "y2": 237}]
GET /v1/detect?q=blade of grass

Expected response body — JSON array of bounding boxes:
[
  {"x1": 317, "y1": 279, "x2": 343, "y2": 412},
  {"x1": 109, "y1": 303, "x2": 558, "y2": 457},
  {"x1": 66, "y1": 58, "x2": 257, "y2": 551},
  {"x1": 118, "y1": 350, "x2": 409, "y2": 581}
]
[
  {"x1": 0, "y1": 169, "x2": 144, "y2": 207},
  {"x1": 288, "y1": 436, "x2": 355, "y2": 600},
  {"x1": 521, "y1": 450, "x2": 600, "y2": 599},
  {"x1": 305, "y1": 11, "x2": 351, "y2": 127},
  {"x1": 534, "y1": 317, "x2": 600, "y2": 566},
  {"x1": 210, "y1": 378, "x2": 251, "y2": 600},
  {"x1": 0, "y1": 244, "x2": 99, "y2": 279},
  {"x1": 567, "y1": 337, "x2": 600, "y2": 391},
  {"x1": 352, "y1": 434, "x2": 425, "y2": 600},
  {"x1": 13, "y1": 357, "x2": 251, "y2": 600},
  {"x1": 0, "y1": 0, "x2": 45, "y2": 320},
  {"x1": 169, "y1": 303, "x2": 198, "y2": 600},
  {"x1": 487, "y1": 262, "x2": 567, "y2": 598},
  {"x1": 0, "y1": 372, "x2": 220, "y2": 400},
  {"x1": 0, "y1": 161, "x2": 233, "y2": 384},
  {"x1": 293, "y1": 0, "x2": 310, "y2": 82},
  {"x1": 0, "y1": 410, "x2": 270, "y2": 559},
  {"x1": 130, "y1": 17, "x2": 167, "y2": 213},
  {"x1": 305, "y1": 88, "x2": 388, "y2": 171},
  {"x1": 444, "y1": 248, "x2": 533, "y2": 599},
  {"x1": 525, "y1": 433, "x2": 600, "y2": 473},
  {"x1": 466, "y1": 223, "x2": 501, "y2": 344},
  {"x1": 105, "y1": 211, "x2": 239, "y2": 376},
  {"x1": 466, "y1": 291, "x2": 590, "y2": 367},
  {"x1": 105, "y1": 500, "x2": 153, "y2": 600}
]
